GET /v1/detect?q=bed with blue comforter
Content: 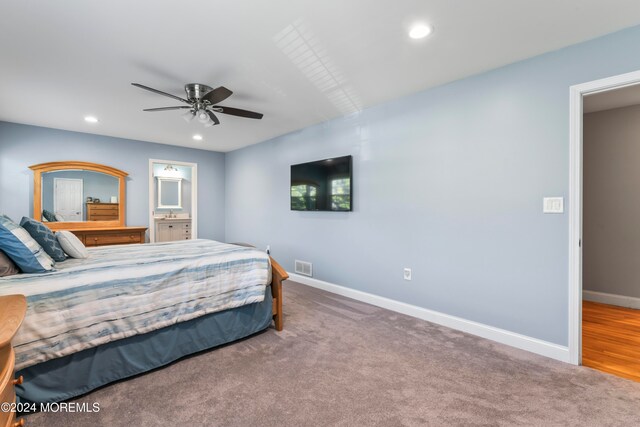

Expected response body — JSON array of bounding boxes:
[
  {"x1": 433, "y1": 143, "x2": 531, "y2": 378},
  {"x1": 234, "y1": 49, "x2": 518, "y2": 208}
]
[{"x1": 0, "y1": 239, "x2": 279, "y2": 404}]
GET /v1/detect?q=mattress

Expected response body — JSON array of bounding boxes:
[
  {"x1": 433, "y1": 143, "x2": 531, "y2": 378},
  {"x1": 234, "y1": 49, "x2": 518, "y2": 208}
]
[{"x1": 0, "y1": 239, "x2": 271, "y2": 370}]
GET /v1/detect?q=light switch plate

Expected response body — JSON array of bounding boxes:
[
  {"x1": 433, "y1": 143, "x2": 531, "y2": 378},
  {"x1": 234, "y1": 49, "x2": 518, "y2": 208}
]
[{"x1": 543, "y1": 197, "x2": 564, "y2": 214}]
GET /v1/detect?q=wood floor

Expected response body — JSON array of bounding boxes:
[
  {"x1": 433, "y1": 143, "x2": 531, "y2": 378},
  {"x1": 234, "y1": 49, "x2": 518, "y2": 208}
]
[{"x1": 583, "y1": 301, "x2": 640, "y2": 382}]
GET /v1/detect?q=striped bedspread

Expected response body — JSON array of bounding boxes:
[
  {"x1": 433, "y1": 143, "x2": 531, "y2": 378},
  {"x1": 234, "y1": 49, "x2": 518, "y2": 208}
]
[{"x1": 0, "y1": 239, "x2": 271, "y2": 370}]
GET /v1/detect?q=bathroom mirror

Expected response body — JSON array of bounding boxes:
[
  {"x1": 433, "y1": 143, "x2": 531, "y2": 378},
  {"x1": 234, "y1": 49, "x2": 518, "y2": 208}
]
[{"x1": 157, "y1": 177, "x2": 182, "y2": 209}]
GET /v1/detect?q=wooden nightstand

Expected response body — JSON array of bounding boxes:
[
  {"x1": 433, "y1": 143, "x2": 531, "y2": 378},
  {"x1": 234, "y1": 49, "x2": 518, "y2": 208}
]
[{"x1": 0, "y1": 294, "x2": 27, "y2": 427}]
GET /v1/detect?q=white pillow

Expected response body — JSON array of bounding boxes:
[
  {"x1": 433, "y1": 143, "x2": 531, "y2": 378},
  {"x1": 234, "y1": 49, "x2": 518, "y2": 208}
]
[
  {"x1": 54, "y1": 214, "x2": 65, "y2": 222},
  {"x1": 56, "y1": 231, "x2": 89, "y2": 259}
]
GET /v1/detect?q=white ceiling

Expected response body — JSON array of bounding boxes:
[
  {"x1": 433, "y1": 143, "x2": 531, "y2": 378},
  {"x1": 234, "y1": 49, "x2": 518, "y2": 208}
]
[
  {"x1": 2, "y1": 1, "x2": 640, "y2": 152},
  {"x1": 584, "y1": 83, "x2": 640, "y2": 113}
]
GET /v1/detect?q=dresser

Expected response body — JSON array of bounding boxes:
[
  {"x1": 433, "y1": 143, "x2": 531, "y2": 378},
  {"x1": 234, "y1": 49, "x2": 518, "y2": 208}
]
[
  {"x1": 0, "y1": 294, "x2": 27, "y2": 427},
  {"x1": 86, "y1": 203, "x2": 119, "y2": 221},
  {"x1": 69, "y1": 226, "x2": 147, "y2": 247},
  {"x1": 155, "y1": 219, "x2": 191, "y2": 242}
]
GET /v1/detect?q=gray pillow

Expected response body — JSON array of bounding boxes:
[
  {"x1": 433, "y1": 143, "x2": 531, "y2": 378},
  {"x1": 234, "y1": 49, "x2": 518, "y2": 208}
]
[
  {"x1": 56, "y1": 231, "x2": 89, "y2": 259},
  {"x1": 0, "y1": 251, "x2": 20, "y2": 276},
  {"x1": 20, "y1": 217, "x2": 67, "y2": 262}
]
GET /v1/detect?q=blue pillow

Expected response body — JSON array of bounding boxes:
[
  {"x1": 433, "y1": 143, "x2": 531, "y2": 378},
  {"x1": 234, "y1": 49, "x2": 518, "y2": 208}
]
[
  {"x1": 42, "y1": 210, "x2": 57, "y2": 222},
  {"x1": 0, "y1": 215, "x2": 55, "y2": 273},
  {"x1": 20, "y1": 217, "x2": 67, "y2": 262}
]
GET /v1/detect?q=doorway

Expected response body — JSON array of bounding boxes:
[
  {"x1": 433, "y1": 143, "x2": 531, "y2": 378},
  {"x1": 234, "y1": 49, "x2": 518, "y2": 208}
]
[
  {"x1": 569, "y1": 70, "x2": 640, "y2": 378},
  {"x1": 148, "y1": 159, "x2": 198, "y2": 243}
]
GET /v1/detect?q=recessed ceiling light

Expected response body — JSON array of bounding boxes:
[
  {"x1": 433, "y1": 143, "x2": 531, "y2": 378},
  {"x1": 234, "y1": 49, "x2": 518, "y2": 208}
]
[
  {"x1": 192, "y1": 134, "x2": 203, "y2": 141},
  {"x1": 84, "y1": 116, "x2": 99, "y2": 123},
  {"x1": 409, "y1": 24, "x2": 433, "y2": 40}
]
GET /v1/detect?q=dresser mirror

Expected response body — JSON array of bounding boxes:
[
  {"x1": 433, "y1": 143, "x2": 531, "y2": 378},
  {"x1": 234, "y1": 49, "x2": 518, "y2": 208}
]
[{"x1": 30, "y1": 161, "x2": 127, "y2": 230}]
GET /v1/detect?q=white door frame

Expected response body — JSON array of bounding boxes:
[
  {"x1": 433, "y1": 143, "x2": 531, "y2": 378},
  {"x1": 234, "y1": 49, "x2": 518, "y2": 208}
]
[
  {"x1": 568, "y1": 69, "x2": 640, "y2": 365},
  {"x1": 148, "y1": 159, "x2": 198, "y2": 243}
]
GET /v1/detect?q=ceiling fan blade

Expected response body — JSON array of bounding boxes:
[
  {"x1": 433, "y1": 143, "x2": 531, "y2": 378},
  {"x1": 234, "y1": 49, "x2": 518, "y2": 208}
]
[
  {"x1": 143, "y1": 106, "x2": 192, "y2": 112},
  {"x1": 202, "y1": 86, "x2": 233, "y2": 104},
  {"x1": 216, "y1": 106, "x2": 263, "y2": 119},
  {"x1": 131, "y1": 83, "x2": 190, "y2": 104},
  {"x1": 207, "y1": 110, "x2": 220, "y2": 126}
]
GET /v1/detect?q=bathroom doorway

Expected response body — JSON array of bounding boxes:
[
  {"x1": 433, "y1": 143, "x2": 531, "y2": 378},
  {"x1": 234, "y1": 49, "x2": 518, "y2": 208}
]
[{"x1": 148, "y1": 159, "x2": 198, "y2": 243}]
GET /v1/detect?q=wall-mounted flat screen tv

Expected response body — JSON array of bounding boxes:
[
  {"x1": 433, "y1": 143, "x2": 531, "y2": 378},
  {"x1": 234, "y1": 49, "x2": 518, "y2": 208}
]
[{"x1": 291, "y1": 155, "x2": 352, "y2": 211}]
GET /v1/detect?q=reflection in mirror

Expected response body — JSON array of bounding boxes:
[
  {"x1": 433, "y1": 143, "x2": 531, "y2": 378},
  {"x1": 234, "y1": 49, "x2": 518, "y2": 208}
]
[
  {"x1": 157, "y1": 177, "x2": 182, "y2": 209},
  {"x1": 41, "y1": 170, "x2": 120, "y2": 222}
]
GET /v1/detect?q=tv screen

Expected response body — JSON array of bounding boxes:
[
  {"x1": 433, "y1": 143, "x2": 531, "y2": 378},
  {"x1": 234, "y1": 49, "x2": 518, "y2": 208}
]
[{"x1": 291, "y1": 155, "x2": 352, "y2": 211}]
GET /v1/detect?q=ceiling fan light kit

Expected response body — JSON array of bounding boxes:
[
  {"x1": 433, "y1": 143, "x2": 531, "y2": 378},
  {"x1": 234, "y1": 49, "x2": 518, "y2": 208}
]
[
  {"x1": 132, "y1": 82, "x2": 263, "y2": 128},
  {"x1": 182, "y1": 111, "x2": 195, "y2": 122},
  {"x1": 197, "y1": 109, "x2": 210, "y2": 123}
]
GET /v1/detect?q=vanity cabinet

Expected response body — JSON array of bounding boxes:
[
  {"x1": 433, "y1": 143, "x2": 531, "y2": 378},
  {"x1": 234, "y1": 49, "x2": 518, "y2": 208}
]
[{"x1": 156, "y1": 219, "x2": 191, "y2": 242}]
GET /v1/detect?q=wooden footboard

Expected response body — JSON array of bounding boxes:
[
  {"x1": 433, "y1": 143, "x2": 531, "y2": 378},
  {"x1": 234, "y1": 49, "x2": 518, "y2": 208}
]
[
  {"x1": 270, "y1": 257, "x2": 288, "y2": 331},
  {"x1": 231, "y1": 243, "x2": 287, "y2": 331}
]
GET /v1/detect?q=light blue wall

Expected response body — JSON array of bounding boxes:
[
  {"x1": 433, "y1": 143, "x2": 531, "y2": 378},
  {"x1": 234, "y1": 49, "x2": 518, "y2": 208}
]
[
  {"x1": 0, "y1": 122, "x2": 225, "y2": 240},
  {"x1": 225, "y1": 25, "x2": 640, "y2": 346}
]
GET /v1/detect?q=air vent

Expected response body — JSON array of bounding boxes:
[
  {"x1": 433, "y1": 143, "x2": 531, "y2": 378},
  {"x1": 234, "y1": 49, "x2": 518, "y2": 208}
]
[{"x1": 294, "y1": 260, "x2": 313, "y2": 277}]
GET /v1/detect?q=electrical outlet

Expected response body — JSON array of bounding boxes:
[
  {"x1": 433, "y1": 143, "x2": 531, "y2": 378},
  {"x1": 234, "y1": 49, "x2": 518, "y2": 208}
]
[{"x1": 403, "y1": 268, "x2": 412, "y2": 281}]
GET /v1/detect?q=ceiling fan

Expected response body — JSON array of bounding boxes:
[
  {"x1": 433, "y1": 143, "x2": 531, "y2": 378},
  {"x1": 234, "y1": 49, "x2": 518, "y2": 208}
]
[{"x1": 131, "y1": 83, "x2": 263, "y2": 127}]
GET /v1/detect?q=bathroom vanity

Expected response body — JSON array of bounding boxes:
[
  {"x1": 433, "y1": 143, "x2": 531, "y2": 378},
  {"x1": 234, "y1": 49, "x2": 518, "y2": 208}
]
[{"x1": 155, "y1": 218, "x2": 191, "y2": 242}]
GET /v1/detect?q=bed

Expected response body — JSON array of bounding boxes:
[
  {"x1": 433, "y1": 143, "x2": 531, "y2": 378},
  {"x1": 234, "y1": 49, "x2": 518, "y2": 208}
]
[{"x1": 0, "y1": 239, "x2": 287, "y2": 404}]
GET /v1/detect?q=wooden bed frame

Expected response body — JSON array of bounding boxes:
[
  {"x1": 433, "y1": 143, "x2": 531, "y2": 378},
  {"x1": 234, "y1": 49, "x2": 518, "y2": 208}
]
[{"x1": 269, "y1": 257, "x2": 288, "y2": 331}]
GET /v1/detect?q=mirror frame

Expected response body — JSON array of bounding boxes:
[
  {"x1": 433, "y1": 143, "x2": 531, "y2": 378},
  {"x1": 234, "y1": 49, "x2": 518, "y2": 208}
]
[
  {"x1": 156, "y1": 177, "x2": 182, "y2": 209},
  {"x1": 29, "y1": 161, "x2": 127, "y2": 230}
]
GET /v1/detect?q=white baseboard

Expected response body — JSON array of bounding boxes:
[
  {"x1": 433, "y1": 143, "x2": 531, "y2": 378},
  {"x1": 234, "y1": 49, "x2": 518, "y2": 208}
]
[
  {"x1": 287, "y1": 273, "x2": 570, "y2": 363},
  {"x1": 583, "y1": 290, "x2": 640, "y2": 309}
]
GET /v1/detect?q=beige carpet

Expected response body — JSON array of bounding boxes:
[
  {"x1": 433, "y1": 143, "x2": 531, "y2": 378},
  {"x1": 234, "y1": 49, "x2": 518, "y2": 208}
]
[{"x1": 26, "y1": 281, "x2": 640, "y2": 426}]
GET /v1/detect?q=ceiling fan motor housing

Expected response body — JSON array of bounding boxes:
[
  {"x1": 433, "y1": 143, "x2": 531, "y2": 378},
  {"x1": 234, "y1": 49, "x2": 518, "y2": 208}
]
[{"x1": 184, "y1": 83, "x2": 213, "y2": 102}]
